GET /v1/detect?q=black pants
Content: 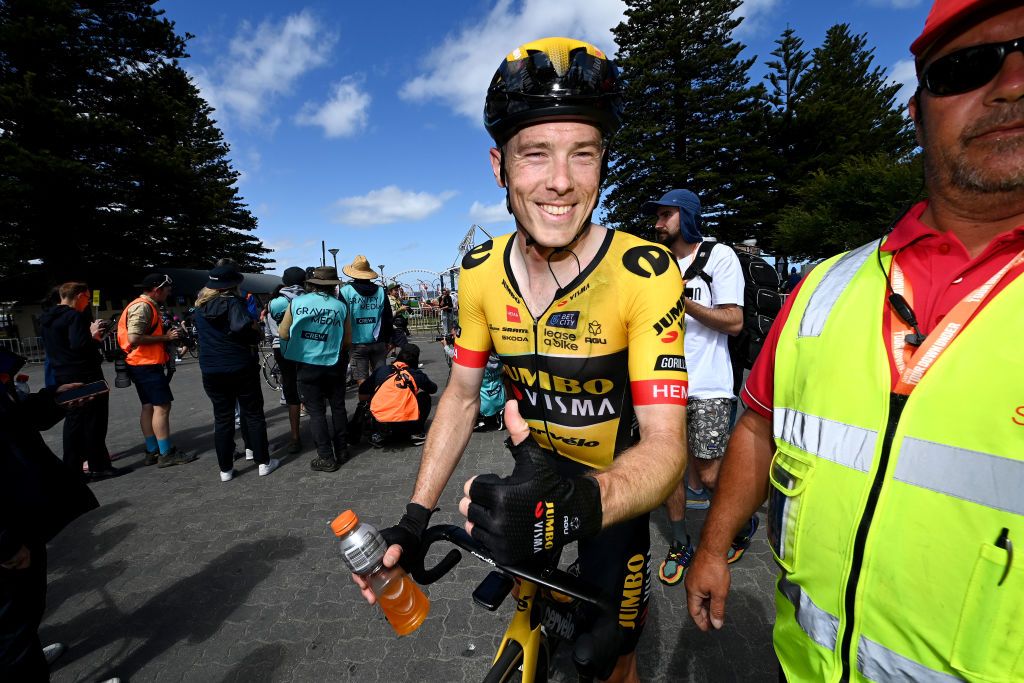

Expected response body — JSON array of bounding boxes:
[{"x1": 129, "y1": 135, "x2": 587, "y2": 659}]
[
  {"x1": 297, "y1": 363, "x2": 347, "y2": 459},
  {"x1": 202, "y1": 366, "x2": 269, "y2": 472},
  {"x1": 0, "y1": 543, "x2": 48, "y2": 682},
  {"x1": 56, "y1": 368, "x2": 111, "y2": 476}
]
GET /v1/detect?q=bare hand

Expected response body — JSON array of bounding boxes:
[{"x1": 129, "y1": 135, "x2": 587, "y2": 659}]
[
  {"x1": 167, "y1": 328, "x2": 183, "y2": 341},
  {"x1": 459, "y1": 399, "x2": 530, "y2": 535},
  {"x1": 350, "y1": 543, "x2": 403, "y2": 605},
  {"x1": 1, "y1": 545, "x2": 31, "y2": 570},
  {"x1": 685, "y1": 547, "x2": 730, "y2": 631},
  {"x1": 90, "y1": 320, "x2": 107, "y2": 339}
]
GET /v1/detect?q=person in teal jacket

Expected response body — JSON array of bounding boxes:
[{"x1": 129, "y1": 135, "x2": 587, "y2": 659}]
[
  {"x1": 339, "y1": 255, "x2": 392, "y2": 384},
  {"x1": 279, "y1": 266, "x2": 351, "y2": 472}
]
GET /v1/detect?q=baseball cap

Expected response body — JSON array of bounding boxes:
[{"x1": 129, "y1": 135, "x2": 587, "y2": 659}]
[
  {"x1": 642, "y1": 189, "x2": 704, "y2": 243},
  {"x1": 138, "y1": 273, "x2": 173, "y2": 290},
  {"x1": 282, "y1": 266, "x2": 306, "y2": 286},
  {"x1": 911, "y1": 0, "x2": 1001, "y2": 58},
  {"x1": 205, "y1": 265, "x2": 244, "y2": 290}
]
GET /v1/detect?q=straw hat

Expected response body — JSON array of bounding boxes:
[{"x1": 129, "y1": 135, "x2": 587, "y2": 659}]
[{"x1": 342, "y1": 255, "x2": 379, "y2": 280}]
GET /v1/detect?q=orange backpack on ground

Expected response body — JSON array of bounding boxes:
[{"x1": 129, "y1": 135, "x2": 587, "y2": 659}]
[{"x1": 369, "y1": 362, "x2": 419, "y2": 424}]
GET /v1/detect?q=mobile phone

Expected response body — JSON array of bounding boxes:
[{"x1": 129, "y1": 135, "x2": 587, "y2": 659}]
[{"x1": 56, "y1": 380, "x2": 110, "y2": 405}]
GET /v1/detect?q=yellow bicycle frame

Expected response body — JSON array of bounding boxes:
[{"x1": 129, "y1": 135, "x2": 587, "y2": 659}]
[{"x1": 492, "y1": 579, "x2": 544, "y2": 683}]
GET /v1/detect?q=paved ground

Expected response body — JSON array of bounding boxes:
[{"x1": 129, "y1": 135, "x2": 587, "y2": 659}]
[{"x1": 35, "y1": 339, "x2": 778, "y2": 682}]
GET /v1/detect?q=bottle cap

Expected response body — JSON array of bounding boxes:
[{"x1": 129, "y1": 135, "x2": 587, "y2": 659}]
[{"x1": 331, "y1": 510, "x2": 358, "y2": 537}]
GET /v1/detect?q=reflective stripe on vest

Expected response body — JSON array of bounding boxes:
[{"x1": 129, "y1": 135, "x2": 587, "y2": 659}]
[
  {"x1": 857, "y1": 637, "x2": 965, "y2": 683},
  {"x1": 774, "y1": 407, "x2": 877, "y2": 473},
  {"x1": 779, "y1": 576, "x2": 838, "y2": 650},
  {"x1": 798, "y1": 241, "x2": 877, "y2": 338},
  {"x1": 780, "y1": 578, "x2": 967, "y2": 683},
  {"x1": 895, "y1": 438, "x2": 1024, "y2": 516}
]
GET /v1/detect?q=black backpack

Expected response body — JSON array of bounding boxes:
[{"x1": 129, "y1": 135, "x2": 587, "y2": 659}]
[{"x1": 682, "y1": 242, "x2": 783, "y2": 390}]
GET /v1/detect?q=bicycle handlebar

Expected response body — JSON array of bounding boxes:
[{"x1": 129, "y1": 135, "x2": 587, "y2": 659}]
[{"x1": 419, "y1": 524, "x2": 619, "y2": 616}]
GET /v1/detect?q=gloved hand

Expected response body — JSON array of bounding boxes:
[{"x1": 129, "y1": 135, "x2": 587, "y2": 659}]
[
  {"x1": 380, "y1": 502, "x2": 434, "y2": 580},
  {"x1": 466, "y1": 437, "x2": 602, "y2": 565}
]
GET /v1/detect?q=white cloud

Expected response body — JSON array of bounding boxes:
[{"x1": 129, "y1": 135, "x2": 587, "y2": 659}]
[
  {"x1": 332, "y1": 186, "x2": 458, "y2": 225},
  {"x1": 889, "y1": 58, "x2": 918, "y2": 114},
  {"x1": 399, "y1": 0, "x2": 626, "y2": 123},
  {"x1": 189, "y1": 11, "x2": 335, "y2": 128},
  {"x1": 296, "y1": 78, "x2": 371, "y2": 138},
  {"x1": 869, "y1": 0, "x2": 922, "y2": 7},
  {"x1": 732, "y1": 0, "x2": 781, "y2": 36},
  {"x1": 469, "y1": 199, "x2": 511, "y2": 224}
]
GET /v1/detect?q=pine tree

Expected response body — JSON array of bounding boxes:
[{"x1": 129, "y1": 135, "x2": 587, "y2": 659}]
[
  {"x1": 603, "y1": 0, "x2": 768, "y2": 245},
  {"x1": 775, "y1": 154, "x2": 924, "y2": 259},
  {"x1": 768, "y1": 24, "x2": 918, "y2": 256},
  {"x1": 0, "y1": 0, "x2": 269, "y2": 279}
]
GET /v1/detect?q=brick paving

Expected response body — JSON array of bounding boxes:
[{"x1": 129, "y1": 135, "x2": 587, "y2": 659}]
[{"x1": 36, "y1": 338, "x2": 777, "y2": 682}]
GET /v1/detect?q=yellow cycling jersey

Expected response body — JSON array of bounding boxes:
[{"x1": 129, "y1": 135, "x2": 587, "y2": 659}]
[{"x1": 454, "y1": 229, "x2": 688, "y2": 470}]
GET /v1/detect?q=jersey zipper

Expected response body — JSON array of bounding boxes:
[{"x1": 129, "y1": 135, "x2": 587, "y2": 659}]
[
  {"x1": 838, "y1": 392, "x2": 908, "y2": 682},
  {"x1": 531, "y1": 313, "x2": 560, "y2": 456}
]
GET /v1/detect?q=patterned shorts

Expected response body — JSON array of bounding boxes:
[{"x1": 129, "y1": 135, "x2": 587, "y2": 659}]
[{"x1": 687, "y1": 397, "x2": 736, "y2": 460}]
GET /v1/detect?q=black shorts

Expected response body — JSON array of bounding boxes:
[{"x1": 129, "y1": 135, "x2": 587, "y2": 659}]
[
  {"x1": 274, "y1": 348, "x2": 300, "y2": 405},
  {"x1": 128, "y1": 364, "x2": 173, "y2": 406},
  {"x1": 554, "y1": 459, "x2": 651, "y2": 655}
]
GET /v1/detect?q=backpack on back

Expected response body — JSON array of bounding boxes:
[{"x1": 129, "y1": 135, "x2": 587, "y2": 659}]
[
  {"x1": 682, "y1": 242, "x2": 783, "y2": 384},
  {"x1": 370, "y1": 361, "x2": 420, "y2": 424}
]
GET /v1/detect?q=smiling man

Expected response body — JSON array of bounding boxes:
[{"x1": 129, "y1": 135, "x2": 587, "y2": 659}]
[
  {"x1": 355, "y1": 37, "x2": 688, "y2": 683},
  {"x1": 685, "y1": 1, "x2": 1024, "y2": 681}
]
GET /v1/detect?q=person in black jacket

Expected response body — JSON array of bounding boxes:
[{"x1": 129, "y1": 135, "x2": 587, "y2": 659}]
[
  {"x1": 0, "y1": 349, "x2": 103, "y2": 681},
  {"x1": 193, "y1": 265, "x2": 280, "y2": 482},
  {"x1": 39, "y1": 282, "x2": 129, "y2": 481}
]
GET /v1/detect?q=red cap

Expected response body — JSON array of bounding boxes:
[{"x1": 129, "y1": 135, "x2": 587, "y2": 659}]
[{"x1": 911, "y1": 0, "x2": 1001, "y2": 58}]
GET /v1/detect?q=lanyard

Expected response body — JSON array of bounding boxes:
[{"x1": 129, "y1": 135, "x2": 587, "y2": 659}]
[{"x1": 889, "y1": 248, "x2": 1024, "y2": 395}]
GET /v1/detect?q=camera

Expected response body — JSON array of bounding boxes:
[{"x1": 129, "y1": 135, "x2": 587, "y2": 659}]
[{"x1": 113, "y1": 357, "x2": 132, "y2": 388}]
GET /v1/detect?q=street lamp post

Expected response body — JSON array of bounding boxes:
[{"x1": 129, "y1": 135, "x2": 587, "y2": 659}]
[
  {"x1": 378, "y1": 264, "x2": 386, "y2": 286},
  {"x1": 328, "y1": 248, "x2": 340, "y2": 270}
]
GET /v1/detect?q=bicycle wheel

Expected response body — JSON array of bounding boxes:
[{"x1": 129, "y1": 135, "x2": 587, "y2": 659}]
[
  {"x1": 482, "y1": 640, "x2": 548, "y2": 683},
  {"x1": 262, "y1": 356, "x2": 281, "y2": 390},
  {"x1": 188, "y1": 341, "x2": 199, "y2": 359}
]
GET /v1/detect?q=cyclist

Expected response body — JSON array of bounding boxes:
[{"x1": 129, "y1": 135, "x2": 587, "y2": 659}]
[{"x1": 355, "y1": 37, "x2": 688, "y2": 683}]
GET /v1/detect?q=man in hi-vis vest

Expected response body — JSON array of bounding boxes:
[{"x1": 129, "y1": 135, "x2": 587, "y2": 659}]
[
  {"x1": 339, "y1": 255, "x2": 392, "y2": 384},
  {"x1": 686, "y1": 1, "x2": 1024, "y2": 681}
]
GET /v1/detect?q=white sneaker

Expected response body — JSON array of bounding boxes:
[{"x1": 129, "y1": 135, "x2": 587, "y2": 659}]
[
  {"x1": 245, "y1": 448, "x2": 254, "y2": 460},
  {"x1": 220, "y1": 470, "x2": 234, "y2": 482},
  {"x1": 259, "y1": 458, "x2": 280, "y2": 477},
  {"x1": 43, "y1": 642, "x2": 66, "y2": 665}
]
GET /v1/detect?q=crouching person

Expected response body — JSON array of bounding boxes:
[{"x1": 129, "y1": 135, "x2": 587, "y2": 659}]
[{"x1": 357, "y1": 344, "x2": 436, "y2": 448}]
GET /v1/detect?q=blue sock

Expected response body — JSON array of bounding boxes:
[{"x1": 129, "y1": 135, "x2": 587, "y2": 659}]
[
  {"x1": 145, "y1": 435, "x2": 158, "y2": 453},
  {"x1": 157, "y1": 438, "x2": 172, "y2": 455}
]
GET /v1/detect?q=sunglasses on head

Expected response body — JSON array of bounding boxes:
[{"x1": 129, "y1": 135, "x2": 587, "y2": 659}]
[{"x1": 922, "y1": 35, "x2": 1024, "y2": 96}]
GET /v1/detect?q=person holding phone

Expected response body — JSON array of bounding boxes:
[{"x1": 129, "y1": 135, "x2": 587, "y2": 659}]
[
  {"x1": 0, "y1": 349, "x2": 116, "y2": 681},
  {"x1": 40, "y1": 282, "x2": 130, "y2": 482}
]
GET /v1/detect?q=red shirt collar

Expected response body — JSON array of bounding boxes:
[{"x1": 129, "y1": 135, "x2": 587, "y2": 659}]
[{"x1": 882, "y1": 200, "x2": 1024, "y2": 252}]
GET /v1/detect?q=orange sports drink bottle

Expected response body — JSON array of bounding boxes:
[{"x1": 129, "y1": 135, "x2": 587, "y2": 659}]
[{"x1": 331, "y1": 510, "x2": 429, "y2": 636}]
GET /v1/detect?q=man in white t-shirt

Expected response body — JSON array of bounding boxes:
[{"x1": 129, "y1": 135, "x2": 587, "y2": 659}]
[{"x1": 644, "y1": 189, "x2": 759, "y2": 586}]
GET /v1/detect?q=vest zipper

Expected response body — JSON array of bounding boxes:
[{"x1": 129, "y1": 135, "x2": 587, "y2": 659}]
[{"x1": 838, "y1": 392, "x2": 908, "y2": 682}]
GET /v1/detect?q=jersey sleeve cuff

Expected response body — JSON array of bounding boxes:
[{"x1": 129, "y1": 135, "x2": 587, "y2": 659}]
[
  {"x1": 631, "y1": 379, "x2": 688, "y2": 406},
  {"x1": 452, "y1": 344, "x2": 489, "y2": 369}
]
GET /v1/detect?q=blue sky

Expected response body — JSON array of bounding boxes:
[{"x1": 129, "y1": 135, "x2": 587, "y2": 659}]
[{"x1": 163, "y1": 0, "x2": 930, "y2": 284}]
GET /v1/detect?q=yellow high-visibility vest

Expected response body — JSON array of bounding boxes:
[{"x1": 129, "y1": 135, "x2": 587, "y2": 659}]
[{"x1": 770, "y1": 241, "x2": 1024, "y2": 683}]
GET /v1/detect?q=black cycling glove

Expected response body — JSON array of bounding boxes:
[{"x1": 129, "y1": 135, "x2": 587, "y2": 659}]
[
  {"x1": 468, "y1": 437, "x2": 602, "y2": 565},
  {"x1": 380, "y1": 502, "x2": 433, "y2": 580}
]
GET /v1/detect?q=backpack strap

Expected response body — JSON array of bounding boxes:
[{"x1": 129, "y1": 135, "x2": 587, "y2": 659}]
[{"x1": 682, "y1": 241, "x2": 715, "y2": 286}]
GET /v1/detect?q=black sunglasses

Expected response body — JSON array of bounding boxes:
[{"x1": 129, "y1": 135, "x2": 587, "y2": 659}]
[{"x1": 922, "y1": 35, "x2": 1024, "y2": 96}]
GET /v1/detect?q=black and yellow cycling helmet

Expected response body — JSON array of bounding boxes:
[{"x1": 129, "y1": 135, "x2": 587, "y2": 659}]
[{"x1": 484, "y1": 37, "x2": 623, "y2": 146}]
